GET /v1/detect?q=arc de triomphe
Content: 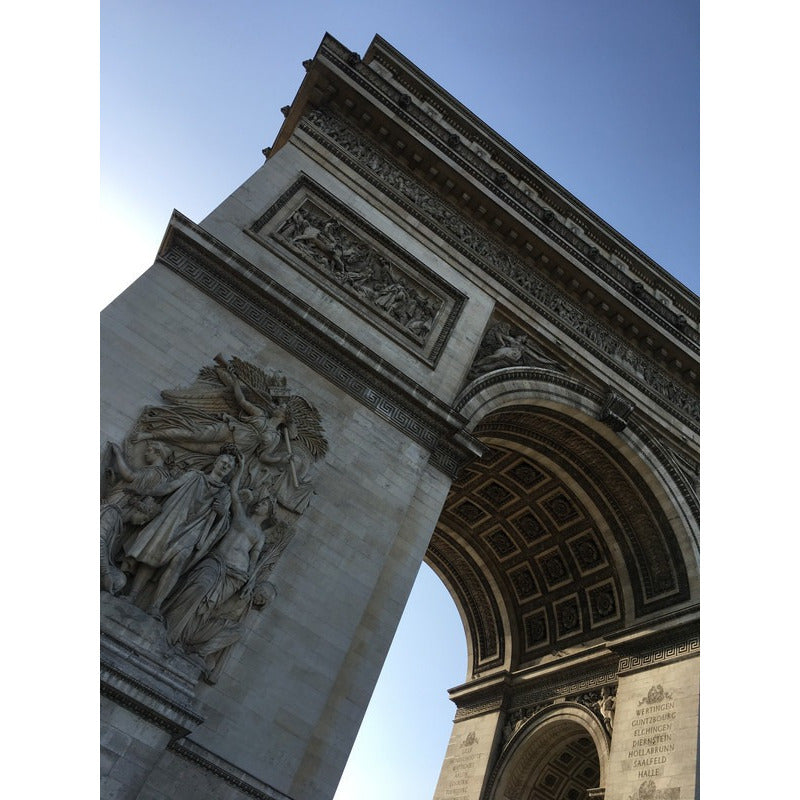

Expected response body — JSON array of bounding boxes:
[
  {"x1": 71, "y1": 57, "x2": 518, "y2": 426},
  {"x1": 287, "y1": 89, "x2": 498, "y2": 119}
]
[{"x1": 101, "y1": 34, "x2": 699, "y2": 800}]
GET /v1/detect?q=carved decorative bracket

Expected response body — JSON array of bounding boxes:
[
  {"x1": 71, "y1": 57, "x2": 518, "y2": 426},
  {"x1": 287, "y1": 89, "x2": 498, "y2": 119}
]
[{"x1": 599, "y1": 388, "x2": 636, "y2": 432}]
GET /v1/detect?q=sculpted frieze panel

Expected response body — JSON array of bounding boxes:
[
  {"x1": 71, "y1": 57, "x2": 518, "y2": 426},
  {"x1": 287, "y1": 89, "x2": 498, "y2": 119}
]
[
  {"x1": 101, "y1": 355, "x2": 328, "y2": 682},
  {"x1": 322, "y1": 37, "x2": 696, "y2": 343},
  {"x1": 301, "y1": 108, "x2": 698, "y2": 427},
  {"x1": 248, "y1": 176, "x2": 466, "y2": 367},
  {"x1": 466, "y1": 320, "x2": 566, "y2": 383},
  {"x1": 571, "y1": 685, "x2": 617, "y2": 737}
]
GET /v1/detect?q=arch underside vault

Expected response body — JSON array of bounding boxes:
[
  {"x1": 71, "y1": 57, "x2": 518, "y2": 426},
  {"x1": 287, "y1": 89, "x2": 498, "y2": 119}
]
[{"x1": 425, "y1": 398, "x2": 695, "y2": 678}]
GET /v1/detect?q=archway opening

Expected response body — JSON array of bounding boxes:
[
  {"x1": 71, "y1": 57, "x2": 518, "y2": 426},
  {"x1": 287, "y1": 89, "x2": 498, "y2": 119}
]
[
  {"x1": 523, "y1": 733, "x2": 600, "y2": 800},
  {"x1": 332, "y1": 562, "x2": 467, "y2": 800},
  {"x1": 493, "y1": 712, "x2": 606, "y2": 800},
  {"x1": 429, "y1": 400, "x2": 693, "y2": 678}
]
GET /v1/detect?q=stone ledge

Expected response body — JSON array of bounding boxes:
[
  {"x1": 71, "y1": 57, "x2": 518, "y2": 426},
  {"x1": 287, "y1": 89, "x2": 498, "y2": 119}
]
[
  {"x1": 101, "y1": 593, "x2": 205, "y2": 737},
  {"x1": 168, "y1": 738, "x2": 297, "y2": 800}
]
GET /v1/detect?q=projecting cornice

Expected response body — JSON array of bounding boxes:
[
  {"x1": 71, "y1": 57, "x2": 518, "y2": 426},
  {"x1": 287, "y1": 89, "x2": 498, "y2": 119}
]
[
  {"x1": 292, "y1": 108, "x2": 698, "y2": 428},
  {"x1": 270, "y1": 34, "x2": 698, "y2": 405}
]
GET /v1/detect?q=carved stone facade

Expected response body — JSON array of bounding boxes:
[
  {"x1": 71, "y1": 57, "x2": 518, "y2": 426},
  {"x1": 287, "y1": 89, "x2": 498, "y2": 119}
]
[
  {"x1": 101, "y1": 33, "x2": 698, "y2": 800},
  {"x1": 101, "y1": 356, "x2": 326, "y2": 682},
  {"x1": 250, "y1": 175, "x2": 466, "y2": 365}
]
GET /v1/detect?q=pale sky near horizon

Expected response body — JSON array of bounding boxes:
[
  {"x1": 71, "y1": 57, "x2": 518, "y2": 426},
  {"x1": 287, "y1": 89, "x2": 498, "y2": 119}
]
[{"x1": 97, "y1": 3, "x2": 699, "y2": 798}]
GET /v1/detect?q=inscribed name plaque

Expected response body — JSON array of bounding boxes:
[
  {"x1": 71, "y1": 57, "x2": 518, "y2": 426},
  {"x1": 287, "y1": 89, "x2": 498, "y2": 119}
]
[
  {"x1": 608, "y1": 658, "x2": 699, "y2": 800},
  {"x1": 443, "y1": 732, "x2": 481, "y2": 799},
  {"x1": 625, "y1": 685, "x2": 678, "y2": 788},
  {"x1": 433, "y1": 720, "x2": 498, "y2": 800}
]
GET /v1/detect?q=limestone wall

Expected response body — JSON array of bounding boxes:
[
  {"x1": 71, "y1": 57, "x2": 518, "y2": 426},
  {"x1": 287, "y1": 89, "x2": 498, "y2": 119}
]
[
  {"x1": 102, "y1": 254, "x2": 467, "y2": 798},
  {"x1": 432, "y1": 712, "x2": 503, "y2": 800},
  {"x1": 605, "y1": 656, "x2": 699, "y2": 800}
]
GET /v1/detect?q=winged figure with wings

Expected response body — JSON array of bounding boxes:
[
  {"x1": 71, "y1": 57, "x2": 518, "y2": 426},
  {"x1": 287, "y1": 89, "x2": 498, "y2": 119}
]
[
  {"x1": 132, "y1": 355, "x2": 328, "y2": 513},
  {"x1": 467, "y1": 321, "x2": 566, "y2": 381}
]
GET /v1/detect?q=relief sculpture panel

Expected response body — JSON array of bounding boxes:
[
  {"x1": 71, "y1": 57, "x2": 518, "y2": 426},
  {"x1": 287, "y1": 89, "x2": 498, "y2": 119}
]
[
  {"x1": 466, "y1": 319, "x2": 566, "y2": 383},
  {"x1": 277, "y1": 202, "x2": 441, "y2": 342},
  {"x1": 249, "y1": 175, "x2": 467, "y2": 366},
  {"x1": 100, "y1": 355, "x2": 328, "y2": 682}
]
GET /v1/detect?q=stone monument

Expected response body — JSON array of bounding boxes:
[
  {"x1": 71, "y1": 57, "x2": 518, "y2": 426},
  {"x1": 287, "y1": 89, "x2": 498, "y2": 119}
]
[{"x1": 101, "y1": 33, "x2": 699, "y2": 800}]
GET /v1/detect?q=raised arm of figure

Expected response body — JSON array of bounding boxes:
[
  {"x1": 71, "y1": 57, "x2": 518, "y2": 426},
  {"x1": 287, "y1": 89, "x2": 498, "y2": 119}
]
[{"x1": 104, "y1": 442, "x2": 138, "y2": 483}]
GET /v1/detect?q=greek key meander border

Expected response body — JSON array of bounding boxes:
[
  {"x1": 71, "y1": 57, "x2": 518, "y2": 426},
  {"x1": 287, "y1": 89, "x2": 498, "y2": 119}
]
[
  {"x1": 617, "y1": 635, "x2": 699, "y2": 675},
  {"x1": 325, "y1": 37, "x2": 698, "y2": 333},
  {"x1": 513, "y1": 667, "x2": 620, "y2": 712},
  {"x1": 300, "y1": 110, "x2": 699, "y2": 430},
  {"x1": 158, "y1": 227, "x2": 473, "y2": 478},
  {"x1": 168, "y1": 739, "x2": 295, "y2": 800},
  {"x1": 249, "y1": 174, "x2": 467, "y2": 367}
]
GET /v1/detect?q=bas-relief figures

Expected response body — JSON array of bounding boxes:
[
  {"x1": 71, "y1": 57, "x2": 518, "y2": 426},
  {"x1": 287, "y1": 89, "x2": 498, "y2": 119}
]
[
  {"x1": 164, "y1": 468, "x2": 292, "y2": 683},
  {"x1": 501, "y1": 707, "x2": 537, "y2": 747},
  {"x1": 100, "y1": 355, "x2": 328, "y2": 682},
  {"x1": 100, "y1": 440, "x2": 178, "y2": 595},
  {"x1": 467, "y1": 321, "x2": 566, "y2": 382},
  {"x1": 500, "y1": 686, "x2": 616, "y2": 750},
  {"x1": 596, "y1": 685, "x2": 616, "y2": 734},
  {"x1": 575, "y1": 686, "x2": 617, "y2": 737},
  {"x1": 276, "y1": 201, "x2": 442, "y2": 342},
  {"x1": 124, "y1": 447, "x2": 237, "y2": 616}
]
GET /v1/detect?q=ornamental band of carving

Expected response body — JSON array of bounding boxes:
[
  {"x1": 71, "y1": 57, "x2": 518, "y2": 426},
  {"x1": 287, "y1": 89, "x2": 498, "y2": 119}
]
[
  {"x1": 322, "y1": 36, "x2": 696, "y2": 343},
  {"x1": 452, "y1": 696, "x2": 506, "y2": 722},
  {"x1": 510, "y1": 666, "x2": 620, "y2": 712},
  {"x1": 301, "y1": 108, "x2": 698, "y2": 427},
  {"x1": 426, "y1": 533, "x2": 503, "y2": 671},
  {"x1": 617, "y1": 636, "x2": 699, "y2": 675}
]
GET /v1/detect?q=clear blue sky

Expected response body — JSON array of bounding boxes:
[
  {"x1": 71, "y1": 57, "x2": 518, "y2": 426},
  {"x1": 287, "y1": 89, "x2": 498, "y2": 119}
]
[
  {"x1": 100, "y1": 1, "x2": 699, "y2": 297},
  {"x1": 99, "y1": 2, "x2": 699, "y2": 798}
]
